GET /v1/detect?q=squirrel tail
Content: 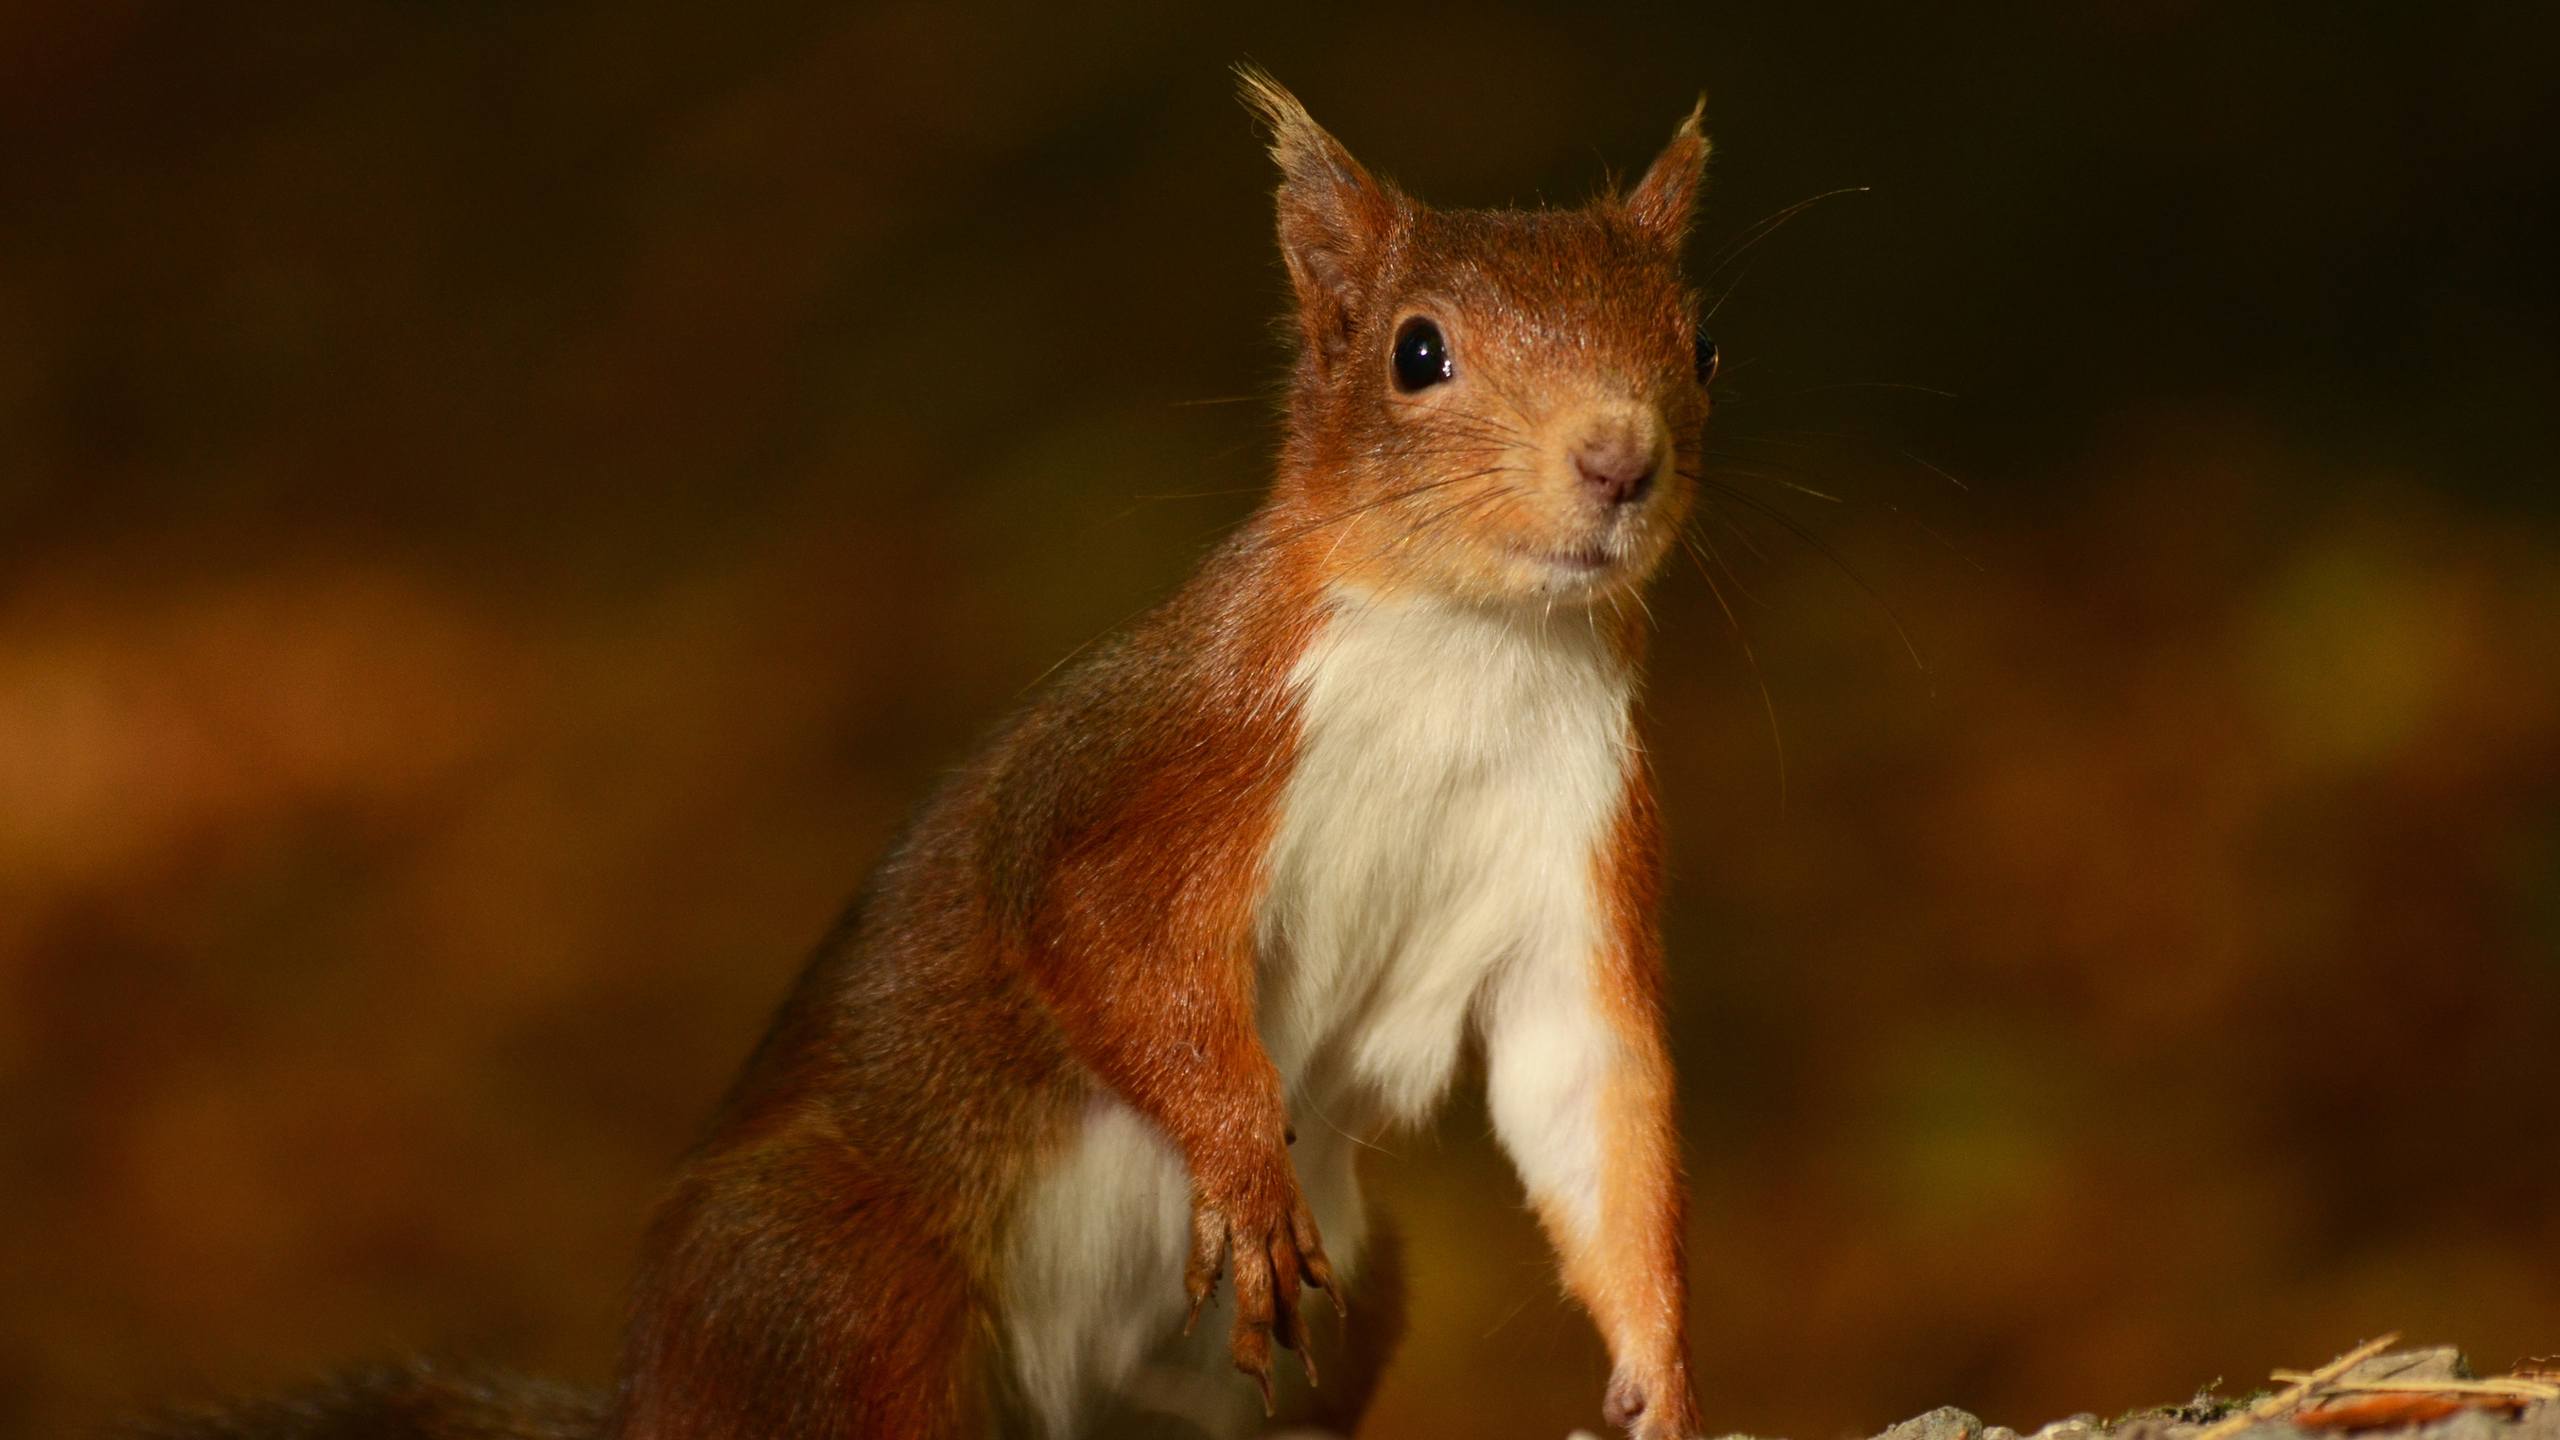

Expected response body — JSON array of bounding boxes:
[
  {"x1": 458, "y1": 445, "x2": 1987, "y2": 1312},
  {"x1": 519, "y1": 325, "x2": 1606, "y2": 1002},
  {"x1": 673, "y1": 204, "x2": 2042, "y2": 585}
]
[{"x1": 115, "y1": 1358, "x2": 604, "y2": 1440}]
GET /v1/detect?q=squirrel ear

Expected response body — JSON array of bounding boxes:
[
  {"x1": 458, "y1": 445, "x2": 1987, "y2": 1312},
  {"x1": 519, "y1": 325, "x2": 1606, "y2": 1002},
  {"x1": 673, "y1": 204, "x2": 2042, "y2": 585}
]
[
  {"x1": 1236, "y1": 65, "x2": 1400, "y2": 365},
  {"x1": 1623, "y1": 97, "x2": 1711, "y2": 248}
]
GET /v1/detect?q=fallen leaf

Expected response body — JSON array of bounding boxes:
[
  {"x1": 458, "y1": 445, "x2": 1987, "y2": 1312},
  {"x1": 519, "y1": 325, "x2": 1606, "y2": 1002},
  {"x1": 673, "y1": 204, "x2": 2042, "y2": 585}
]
[{"x1": 2295, "y1": 1396, "x2": 2525, "y2": 1432}]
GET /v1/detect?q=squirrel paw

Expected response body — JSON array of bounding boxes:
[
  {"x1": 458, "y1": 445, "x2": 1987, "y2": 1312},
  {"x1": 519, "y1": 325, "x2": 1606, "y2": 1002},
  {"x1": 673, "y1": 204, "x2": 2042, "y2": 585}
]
[
  {"x1": 1604, "y1": 1361, "x2": 1706, "y2": 1440},
  {"x1": 1182, "y1": 1166, "x2": 1340, "y2": 1412}
]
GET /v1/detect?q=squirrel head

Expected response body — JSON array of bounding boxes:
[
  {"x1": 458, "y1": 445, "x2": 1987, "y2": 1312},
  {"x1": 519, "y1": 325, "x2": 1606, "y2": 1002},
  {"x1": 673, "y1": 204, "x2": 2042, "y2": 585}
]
[{"x1": 1242, "y1": 68, "x2": 1714, "y2": 610}]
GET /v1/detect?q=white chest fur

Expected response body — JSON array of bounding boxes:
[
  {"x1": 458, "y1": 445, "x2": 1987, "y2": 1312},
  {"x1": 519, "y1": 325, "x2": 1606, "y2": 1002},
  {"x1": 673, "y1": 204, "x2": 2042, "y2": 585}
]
[
  {"x1": 996, "y1": 586, "x2": 1636, "y2": 1438},
  {"x1": 1255, "y1": 585, "x2": 1635, "y2": 1128}
]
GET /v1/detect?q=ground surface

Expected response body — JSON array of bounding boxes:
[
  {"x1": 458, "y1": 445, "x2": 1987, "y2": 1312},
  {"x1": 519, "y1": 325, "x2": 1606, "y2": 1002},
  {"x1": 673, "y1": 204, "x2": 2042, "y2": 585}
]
[{"x1": 1671, "y1": 1345, "x2": 2560, "y2": 1440}]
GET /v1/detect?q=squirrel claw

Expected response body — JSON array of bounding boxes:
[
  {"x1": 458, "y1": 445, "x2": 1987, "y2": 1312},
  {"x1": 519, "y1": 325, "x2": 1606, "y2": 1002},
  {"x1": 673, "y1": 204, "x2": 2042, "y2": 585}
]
[
  {"x1": 1232, "y1": 1326, "x2": 1276, "y2": 1416},
  {"x1": 1304, "y1": 1254, "x2": 1346, "y2": 1318},
  {"x1": 1190, "y1": 1145, "x2": 1333, "y2": 1413},
  {"x1": 1290, "y1": 1207, "x2": 1343, "y2": 1316},
  {"x1": 1279, "y1": 1294, "x2": 1318, "y2": 1385}
]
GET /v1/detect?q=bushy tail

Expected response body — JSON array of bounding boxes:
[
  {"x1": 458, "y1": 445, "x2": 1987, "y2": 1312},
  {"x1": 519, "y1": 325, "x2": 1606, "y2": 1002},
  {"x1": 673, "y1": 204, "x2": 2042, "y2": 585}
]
[{"x1": 117, "y1": 1359, "x2": 604, "y2": 1440}]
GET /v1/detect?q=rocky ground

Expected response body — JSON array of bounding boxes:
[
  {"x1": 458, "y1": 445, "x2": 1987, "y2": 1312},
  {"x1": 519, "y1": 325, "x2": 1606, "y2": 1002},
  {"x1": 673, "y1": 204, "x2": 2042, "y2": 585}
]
[
  {"x1": 1684, "y1": 1344, "x2": 2560, "y2": 1440},
  {"x1": 1555, "y1": 1343, "x2": 2559, "y2": 1440}
]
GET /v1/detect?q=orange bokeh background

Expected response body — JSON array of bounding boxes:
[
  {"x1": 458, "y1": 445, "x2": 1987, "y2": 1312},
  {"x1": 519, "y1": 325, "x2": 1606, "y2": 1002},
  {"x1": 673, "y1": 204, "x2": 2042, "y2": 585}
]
[{"x1": 4, "y1": 5, "x2": 2557, "y2": 1438}]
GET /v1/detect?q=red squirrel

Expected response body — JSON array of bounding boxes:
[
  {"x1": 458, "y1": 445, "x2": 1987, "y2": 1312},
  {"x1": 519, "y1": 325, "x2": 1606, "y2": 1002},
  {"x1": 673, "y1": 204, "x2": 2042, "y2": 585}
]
[{"x1": 133, "y1": 69, "x2": 1722, "y2": 1440}]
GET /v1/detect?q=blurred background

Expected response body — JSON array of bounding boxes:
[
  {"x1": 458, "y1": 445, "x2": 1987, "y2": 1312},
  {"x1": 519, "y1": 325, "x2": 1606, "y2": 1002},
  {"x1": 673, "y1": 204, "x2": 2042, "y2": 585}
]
[{"x1": 5, "y1": 3, "x2": 2558, "y2": 1437}]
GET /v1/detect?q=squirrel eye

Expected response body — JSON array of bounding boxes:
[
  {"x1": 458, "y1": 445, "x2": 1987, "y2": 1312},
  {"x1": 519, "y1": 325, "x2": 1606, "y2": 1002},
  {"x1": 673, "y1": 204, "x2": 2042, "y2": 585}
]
[
  {"x1": 1390, "y1": 317, "x2": 1453, "y2": 392},
  {"x1": 1693, "y1": 327, "x2": 1720, "y2": 386}
]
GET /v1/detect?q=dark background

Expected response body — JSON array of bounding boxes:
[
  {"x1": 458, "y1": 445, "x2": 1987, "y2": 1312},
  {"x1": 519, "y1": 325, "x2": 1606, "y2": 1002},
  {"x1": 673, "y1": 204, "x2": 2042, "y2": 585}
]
[{"x1": 5, "y1": 4, "x2": 2557, "y2": 1437}]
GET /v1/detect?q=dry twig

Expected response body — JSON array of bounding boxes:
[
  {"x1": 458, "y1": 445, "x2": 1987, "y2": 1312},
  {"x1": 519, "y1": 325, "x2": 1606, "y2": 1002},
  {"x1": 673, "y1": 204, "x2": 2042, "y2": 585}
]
[
  {"x1": 2269, "y1": 1373, "x2": 2560, "y2": 1403},
  {"x1": 2192, "y1": 1334, "x2": 2403, "y2": 1440}
]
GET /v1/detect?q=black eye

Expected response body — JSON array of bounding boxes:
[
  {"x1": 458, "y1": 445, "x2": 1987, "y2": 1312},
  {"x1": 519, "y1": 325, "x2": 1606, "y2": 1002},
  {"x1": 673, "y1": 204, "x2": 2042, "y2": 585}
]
[
  {"x1": 1693, "y1": 327, "x2": 1720, "y2": 386},
  {"x1": 1391, "y1": 317, "x2": 1453, "y2": 392}
]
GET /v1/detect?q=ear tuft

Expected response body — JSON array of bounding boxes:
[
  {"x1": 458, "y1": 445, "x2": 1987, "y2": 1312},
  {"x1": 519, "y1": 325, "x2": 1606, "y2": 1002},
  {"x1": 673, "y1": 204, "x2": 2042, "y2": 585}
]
[
  {"x1": 1235, "y1": 64, "x2": 1400, "y2": 367},
  {"x1": 1236, "y1": 65, "x2": 1372, "y2": 205},
  {"x1": 1623, "y1": 95, "x2": 1711, "y2": 247}
]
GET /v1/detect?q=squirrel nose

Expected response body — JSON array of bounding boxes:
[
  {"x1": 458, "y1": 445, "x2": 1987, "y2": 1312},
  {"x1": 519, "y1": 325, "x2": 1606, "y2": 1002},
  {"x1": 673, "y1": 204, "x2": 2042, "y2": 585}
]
[{"x1": 1571, "y1": 432, "x2": 1659, "y2": 506}]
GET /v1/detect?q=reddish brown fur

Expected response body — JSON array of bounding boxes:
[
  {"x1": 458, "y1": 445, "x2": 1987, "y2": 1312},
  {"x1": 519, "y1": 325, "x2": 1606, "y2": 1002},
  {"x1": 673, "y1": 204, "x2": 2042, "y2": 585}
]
[
  {"x1": 120, "y1": 69, "x2": 1722, "y2": 1440},
  {"x1": 598, "y1": 77, "x2": 1718, "y2": 1440},
  {"x1": 616, "y1": 72, "x2": 1720, "y2": 1440},
  {"x1": 606, "y1": 533, "x2": 1333, "y2": 1439},
  {"x1": 1583, "y1": 756, "x2": 1703, "y2": 1434}
]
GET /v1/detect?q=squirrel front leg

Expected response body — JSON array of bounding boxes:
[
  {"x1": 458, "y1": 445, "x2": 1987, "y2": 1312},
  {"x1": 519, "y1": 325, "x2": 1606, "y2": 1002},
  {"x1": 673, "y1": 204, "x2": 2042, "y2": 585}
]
[
  {"x1": 1022, "y1": 838, "x2": 1336, "y2": 1411},
  {"x1": 1483, "y1": 776, "x2": 1703, "y2": 1440}
]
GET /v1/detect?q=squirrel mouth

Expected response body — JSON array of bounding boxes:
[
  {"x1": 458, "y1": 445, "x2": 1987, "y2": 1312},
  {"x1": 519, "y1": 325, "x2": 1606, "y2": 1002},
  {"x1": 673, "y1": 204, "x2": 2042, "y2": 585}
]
[{"x1": 1514, "y1": 541, "x2": 1618, "y2": 575}]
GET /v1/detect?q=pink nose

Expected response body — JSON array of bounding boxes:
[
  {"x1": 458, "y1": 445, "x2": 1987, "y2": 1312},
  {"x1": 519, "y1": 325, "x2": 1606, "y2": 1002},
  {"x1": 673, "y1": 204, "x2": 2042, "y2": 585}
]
[{"x1": 1572, "y1": 433, "x2": 1658, "y2": 506}]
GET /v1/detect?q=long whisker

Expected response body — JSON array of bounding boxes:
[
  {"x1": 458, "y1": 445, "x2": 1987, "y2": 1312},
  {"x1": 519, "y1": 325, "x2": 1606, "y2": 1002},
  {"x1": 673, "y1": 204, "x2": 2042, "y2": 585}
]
[
  {"x1": 1699, "y1": 186, "x2": 1872, "y2": 325},
  {"x1": 1706, "y1": 431, "x2": 1829, "y2": 453},
  {"x1": 1676, "y1": 528, "x2": 1788, "y2": 809},
  {"x1": 1015, "y1": 596, "x2": 1158, "y2": 700},
  {"x1": 1713, "y1": 423, "x2": 1980, "y2": 498},
  {"x1": 1706, "y1": 448, "x2": 1985, "y2": 571},
  {"x1": 1765, "y1": 380, "x2": 1960, "y2": 402},
  {"x1": 1263, "y1": 467, "x2": 1516, "y2": 549},
  {"x1": 1877, "y1": 502, "x2": 1985, "y2": 573},
  {"x1": 1894, "y1": 447, "x2": 1974, "y2": 494},
  {"x1": 1125, "y1": 485, "x2": 1271, "y2": 502},
  {"x1": 1698, "y1": 185, "x2": 1873, "y2": 290},
  {"x1": 1418, "y1": 412, "x2": 1529, "y2": 442},
  {"x1": 1703, "y1": 251, "x2": 1772, "y2": 325},
  {"x1": 1398, "y1": 485, "x2": 1517, "y2": 559},
  {"x1": 1623, "y1": 579, "x2": 1658, "y2": 633},
  {"x1": 1683, "y1": 471, "x2": 1930, "y2": 676},
  {"x1": 1701, "y1": 458, "x2": 1846, "y2": 505},
  {"x1": 1691, "y1": 508, "x2": 1773, "y2": 602},
  {"x1": 1325, "y1": 476, "x2": 1515, "y2": 568}
]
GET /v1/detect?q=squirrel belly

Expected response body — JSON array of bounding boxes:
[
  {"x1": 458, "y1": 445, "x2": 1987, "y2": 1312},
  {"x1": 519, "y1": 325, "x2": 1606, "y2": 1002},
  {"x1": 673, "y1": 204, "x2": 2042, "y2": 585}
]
[{"x1": 996, "y1": 580, "x2": 1640, "y2": 1436}]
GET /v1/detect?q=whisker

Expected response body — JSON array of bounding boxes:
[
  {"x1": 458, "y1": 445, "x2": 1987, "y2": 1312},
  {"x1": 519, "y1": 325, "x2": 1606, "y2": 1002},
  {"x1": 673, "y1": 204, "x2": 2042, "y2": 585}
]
[
  {"x1": 1624, "y1": 581, "x2": 1658, "y2": 633},
  {"x1": 1706, "y1": 432, "x2": 1827, "y2": 453},
  {"x1": 1691, "y1": 510, "x2": 1773, "y2": 602},
  {"x1": 1877, "y1": 501, "x2": 1985, "y2": 573},
  {"x1": 1261, "y1": 470, "x2": 1504, "y2": 548},
  {"x1": 1703, "y1": 251, "x2": 1771, "y2": 325},
  {"x1": 1698, "y1": 185, "x2": 1873, "y2": 290},
  {"x1": 1422, "y1": 413, "x2": 1528, "y2": 441},
  {"x1": 1126, "y1": 485, "x2": 1270, "y2": 501},
  {"x1": 1703, "y1": 434, "x2": 1982, "y2": 558},
  {"x1": 1389, "y1": 405, "x2": 1527, "y2": 439},
  {"x1": 1015, "y1": 595, "x2": 1158, "y2": 700},
  {"x1": 1702, "y1": 460, "x2": 1845, "y2": 505},
  {"x1": 1698, "y1": 186, "x2": 1872, "y2": 326},
  {"x1": 1676, "y1": 528, "x2": 1788, "y2": 809},
  {"x1": 1297, "y1": 1094, "x2": 1399, "y2": 1158},
  {"x1": 1767, "y1": 380, "x2": 1960, "y2": 402},
  {"x1": 1682, "y1": 472, "x2": 1931, "y2": 677},
  {"x1": 1399, "y1": 485, "x2": 1517, "y2": 558},
  {"x1": 1320, "y1": 479, "x2": 1506, "y2": 569},
  {"x1": 1894, "y1": 446, "x2": 1974, "y2": 494}
]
